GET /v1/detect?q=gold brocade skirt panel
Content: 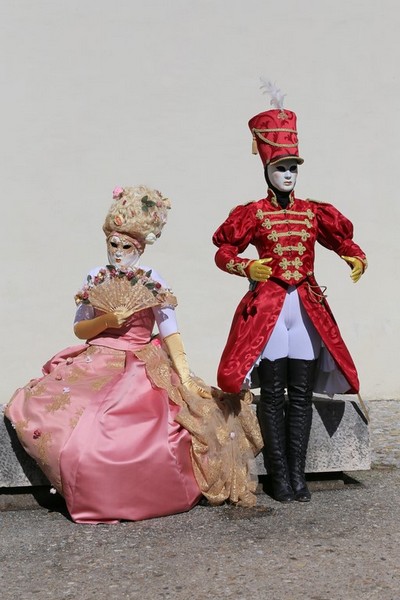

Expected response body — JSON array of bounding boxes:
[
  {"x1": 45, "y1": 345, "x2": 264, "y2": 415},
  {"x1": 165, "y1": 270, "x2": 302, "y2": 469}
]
[{"x1": 135, "y1": 343, "x2": 264, "y2": 508}]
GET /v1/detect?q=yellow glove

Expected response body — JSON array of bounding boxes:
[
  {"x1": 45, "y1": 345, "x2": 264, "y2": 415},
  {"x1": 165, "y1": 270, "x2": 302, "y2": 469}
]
[
  {"x1": 247, "y1": 258, "x2": 272, "y2": 281},
  {"x1": 163, "y1": 332, "x2": 211, "y2": 398},
  {"x1": 341, "y1": 256, "x2": 364, "y2": 283},
  {"x1": 248, "y1": 258, "x2": 273, "y2": 282},
  {"x1": 74, "y1": 308, "x2": 133, "y2": 340}
]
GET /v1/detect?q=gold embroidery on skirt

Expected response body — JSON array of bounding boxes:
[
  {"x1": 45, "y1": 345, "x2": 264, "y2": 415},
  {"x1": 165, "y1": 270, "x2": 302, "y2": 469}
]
[
  {"x1": 85, "y1": 346, "x2": 97, "y2": 356},
  {"x1": 69, "y1": 407, "x2": 85, "y2": 429},
  {"x1": 91, "y1": 376, "x2": 113, "y2": 391},
  {"x1": 45, "y1": 393, "x2": 71, "y2": 413},
  {"x1": 25, "y1": 382, "x2": 47, "y2": 398},
  {"x1": 14, "y1": 418, "x2": 29, "y2": 438},
  {"x1": 34, "y1": 431, "x2": 52, "y2": 466},
  {"x1": 176, "y1": 388, "x2": 264, "y2": 508},
  {"x1": 134, "y1": 344, "x2": 183, "y2": 406},
  {"x1": 108, "y1": 359, "x2": 126, "y2": 369},
  {"x1": 66, "y1": 366, "x2": 87, "y2": 383},
  {"x1": 135, "y1": 344, "x2": 264, "y2": 508}
]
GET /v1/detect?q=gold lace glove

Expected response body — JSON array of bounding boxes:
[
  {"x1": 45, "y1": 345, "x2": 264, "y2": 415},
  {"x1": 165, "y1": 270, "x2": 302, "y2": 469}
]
[{"x1": 163, "y1": 332, "x2": 211, "y2": 398}]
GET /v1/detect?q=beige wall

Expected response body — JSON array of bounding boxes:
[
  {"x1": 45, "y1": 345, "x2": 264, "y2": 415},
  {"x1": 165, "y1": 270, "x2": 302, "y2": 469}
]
[{"x1": 1, "y1": 0, "x2": 398, "y2": 401}]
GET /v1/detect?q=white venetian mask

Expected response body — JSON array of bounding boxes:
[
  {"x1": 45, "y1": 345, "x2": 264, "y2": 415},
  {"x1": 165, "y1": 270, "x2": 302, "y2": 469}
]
[
  {"x1": 106, "y1": 233, "x2": 142, "y2": 269},
  {"x1": 267, "y1": 159, "x2": 298, "y2": 192}
]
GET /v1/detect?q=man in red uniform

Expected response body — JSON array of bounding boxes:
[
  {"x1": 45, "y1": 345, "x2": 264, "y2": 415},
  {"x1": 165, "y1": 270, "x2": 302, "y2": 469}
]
[{"x1": 212, "y1": 93, "x2": 367, "y2": 503}]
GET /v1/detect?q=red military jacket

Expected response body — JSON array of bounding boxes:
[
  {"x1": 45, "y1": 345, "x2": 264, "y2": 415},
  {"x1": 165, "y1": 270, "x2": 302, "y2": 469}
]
[{"x1": 212, "y1": 189, "x2": 367, "y2": 394}]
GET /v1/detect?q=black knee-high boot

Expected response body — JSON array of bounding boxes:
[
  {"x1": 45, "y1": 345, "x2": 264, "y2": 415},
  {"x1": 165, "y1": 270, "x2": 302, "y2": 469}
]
[
  {"x1": 256, "y1": 357, "x2": 294, "y2": 503},
  {"x1": 286, "y1": 358, "x2": 317, "y2": 502}
]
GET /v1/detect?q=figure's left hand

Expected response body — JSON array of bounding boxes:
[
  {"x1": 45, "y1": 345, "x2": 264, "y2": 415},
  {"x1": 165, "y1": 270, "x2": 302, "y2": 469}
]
[
  {"x1": 183, "y1": 376, "x2": 212, "y2": 399},
  {"x1": 163, "y1": 332, "x2": 212, "y2": 399},
  {"x1": 341, "y1": 256, "x2": 364, "y2": 283}
]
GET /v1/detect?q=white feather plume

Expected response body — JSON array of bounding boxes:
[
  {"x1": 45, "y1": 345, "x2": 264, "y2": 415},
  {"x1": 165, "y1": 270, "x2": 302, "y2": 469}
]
[{"x1": 259, "y1": 78, "x2": 286, "y2": 109}]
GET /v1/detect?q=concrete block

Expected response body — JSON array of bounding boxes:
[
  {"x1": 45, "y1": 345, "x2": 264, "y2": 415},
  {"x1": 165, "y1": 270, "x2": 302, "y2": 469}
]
[
  {"x1": 255, "y1": 394, "x2": 371, "y2": 474},
  {"x1": 0, "y1": 394, "x2": 371, "y2": 489},
  {"x1": 0, "y1": 408, "x2": 49, "y2": 487}
]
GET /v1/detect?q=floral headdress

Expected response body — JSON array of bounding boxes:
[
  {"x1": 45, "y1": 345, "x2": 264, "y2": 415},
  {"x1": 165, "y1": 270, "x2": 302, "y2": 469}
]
[{"x1": 102, "y1": 185, "x2": 171, "y2": 247}]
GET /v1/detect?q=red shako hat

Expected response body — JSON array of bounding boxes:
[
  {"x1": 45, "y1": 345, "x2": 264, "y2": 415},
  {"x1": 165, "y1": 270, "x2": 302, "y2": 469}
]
[{"x1": 248, "y1": 80, "x2": 304, "y2": 166}]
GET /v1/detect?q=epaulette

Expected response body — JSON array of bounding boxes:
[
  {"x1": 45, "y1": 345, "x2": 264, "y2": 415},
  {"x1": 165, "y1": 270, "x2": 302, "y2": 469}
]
[
  {"x1": 228, "y1": 200, "x2": 254, "y2": 216},
  {"x1": 306, "y1": 197, "x2": 328, "y2": 204}
]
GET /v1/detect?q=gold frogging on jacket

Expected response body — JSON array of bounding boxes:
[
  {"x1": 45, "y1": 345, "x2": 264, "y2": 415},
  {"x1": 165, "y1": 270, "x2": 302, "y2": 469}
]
[
  {"x1": 226, "y1": 259, "x2": 250, "y2": 277},
  {"x1": 279, "y1": 258, "x2": 304, "y2": 280},
  {"x1": 255, "y1": 204, "x2": 318, "y2": 284},
  {"x1": 273, "y1": 242, "x2": 307, "y2": 257},
  {"x1": 282, "y1": 270, "x2": 302, "y2": 282},
  {"x1": 256, "y1": 207, "x2": 315, "y2": 226},
  {"x1": 267, "y1": 229, "x2": 310, "y2": 242}
]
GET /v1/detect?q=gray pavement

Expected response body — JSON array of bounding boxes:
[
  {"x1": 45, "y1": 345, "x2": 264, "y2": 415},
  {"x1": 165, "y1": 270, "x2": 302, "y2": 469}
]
[
  {"x1": 1, "y1": 468, "x2": 399, "y2": 600},
  {"x1": 368, "y1": 400, "x2": 400, "y2": 468}
]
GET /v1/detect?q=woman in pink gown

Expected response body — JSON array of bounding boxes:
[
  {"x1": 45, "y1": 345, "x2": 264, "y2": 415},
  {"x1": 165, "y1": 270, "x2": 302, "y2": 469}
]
[{"x1": 5, "y1": 185, "x2": 263, "y2": 524}]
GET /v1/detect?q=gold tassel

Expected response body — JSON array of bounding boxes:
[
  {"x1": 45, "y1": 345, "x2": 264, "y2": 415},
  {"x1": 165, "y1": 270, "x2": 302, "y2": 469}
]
[{"x1": 252, "y1": 132, "x2": 258, "y2": 155}]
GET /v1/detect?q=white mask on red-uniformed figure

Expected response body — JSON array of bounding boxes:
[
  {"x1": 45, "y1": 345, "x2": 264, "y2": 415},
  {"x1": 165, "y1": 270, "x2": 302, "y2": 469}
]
[{"x1": 267, "y1": 159, "x2": 298, "y2": 192}]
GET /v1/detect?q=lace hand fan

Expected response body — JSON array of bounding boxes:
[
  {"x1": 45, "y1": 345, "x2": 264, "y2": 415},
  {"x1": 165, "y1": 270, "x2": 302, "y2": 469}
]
[{"x1": 88, "y1": 277, "x2": 161, "y2": 314}]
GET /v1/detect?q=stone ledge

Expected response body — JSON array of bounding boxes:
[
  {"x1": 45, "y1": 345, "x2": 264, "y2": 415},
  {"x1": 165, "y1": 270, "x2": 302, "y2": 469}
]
[
  {"x1": 1, "y1": 396, "x2": 374, "y2": 488},
  {"x1": 0, "y1": 413, "x2": 49, "y2": 487},
  {"x1": 254, "y1": 394, "x2": 371, "y2": 475}
]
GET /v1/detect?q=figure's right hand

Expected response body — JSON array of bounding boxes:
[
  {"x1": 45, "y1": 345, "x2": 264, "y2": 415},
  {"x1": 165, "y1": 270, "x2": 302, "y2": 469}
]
[
  {"x1": 106, "y1": 308, "x2": 134, "y2": 328},
  {"x1": 74, "y1": 308, "x2": 134, "y2": 340},
  {"x1": 248, "y1": 258, "x2": 273, "y2": 281}
]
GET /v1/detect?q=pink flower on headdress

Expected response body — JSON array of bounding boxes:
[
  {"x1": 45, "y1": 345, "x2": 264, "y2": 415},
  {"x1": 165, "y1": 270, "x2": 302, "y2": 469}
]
[
  {"x1": 113, "y1": 214, "x2": 124, "y2": 226},
  {"x1": 112, "y1": 187, "x2": 124, "y2": 199}
]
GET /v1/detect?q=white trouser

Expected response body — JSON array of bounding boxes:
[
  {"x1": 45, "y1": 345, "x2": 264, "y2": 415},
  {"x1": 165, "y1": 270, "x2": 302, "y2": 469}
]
[{"x1": 261, "y1": 286, "x2": 321, "y2": 361}]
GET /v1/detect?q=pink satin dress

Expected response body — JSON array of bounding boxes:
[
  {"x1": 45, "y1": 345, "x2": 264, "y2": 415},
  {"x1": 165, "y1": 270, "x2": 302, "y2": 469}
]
[{"x1": 5, "y1": 309, "x2": 201, "y2": 523}]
